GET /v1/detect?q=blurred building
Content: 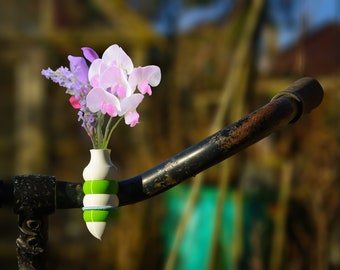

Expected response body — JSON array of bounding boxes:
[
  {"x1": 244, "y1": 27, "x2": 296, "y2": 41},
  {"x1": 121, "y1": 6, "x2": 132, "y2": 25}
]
[{"x1": 272, "y1": 23, "x2": 340, "y2": 76}]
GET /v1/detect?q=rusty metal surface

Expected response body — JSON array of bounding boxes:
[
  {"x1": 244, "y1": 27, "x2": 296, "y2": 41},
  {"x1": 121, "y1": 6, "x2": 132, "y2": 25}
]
[
  {"x1": 117, "y1": 96, "x2": 299, "y2": 206},
  {"x1": 13, "y1": 175, "x2": 56, "y2": 270},
  {"x1": 117, "y1": 77, "x2": 323, "y2": 206}
]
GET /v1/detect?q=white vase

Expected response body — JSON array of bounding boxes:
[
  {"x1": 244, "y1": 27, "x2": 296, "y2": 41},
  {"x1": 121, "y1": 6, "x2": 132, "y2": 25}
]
[{"x1": 82, "y1": 149, "x2": 119, "y2": 240}]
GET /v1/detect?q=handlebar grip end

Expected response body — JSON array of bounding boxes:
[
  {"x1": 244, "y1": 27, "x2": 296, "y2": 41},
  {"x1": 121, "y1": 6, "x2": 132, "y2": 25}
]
[{"x1": 272, "y1": 77, "x2": 324, "y2": 122}]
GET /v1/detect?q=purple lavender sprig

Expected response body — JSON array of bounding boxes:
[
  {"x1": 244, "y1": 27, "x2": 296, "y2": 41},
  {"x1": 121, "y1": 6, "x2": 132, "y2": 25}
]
[{"x1": 42, "y1": 64, "x2": 98, "y2": 145}]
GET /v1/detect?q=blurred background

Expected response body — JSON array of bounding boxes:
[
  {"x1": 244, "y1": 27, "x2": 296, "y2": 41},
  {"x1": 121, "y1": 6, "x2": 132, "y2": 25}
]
[{"x1": 0, "y1": 0, "x2": 340, "y2": 269}]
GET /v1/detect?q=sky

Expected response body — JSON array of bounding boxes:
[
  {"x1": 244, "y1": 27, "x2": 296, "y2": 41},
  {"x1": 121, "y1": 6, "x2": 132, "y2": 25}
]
[
  {"x1": 271, "y1": 0, "x2": 340, "y2": 48},
  {"x1": 139, "y1": 0, "x2": 340, "y2": 49}
]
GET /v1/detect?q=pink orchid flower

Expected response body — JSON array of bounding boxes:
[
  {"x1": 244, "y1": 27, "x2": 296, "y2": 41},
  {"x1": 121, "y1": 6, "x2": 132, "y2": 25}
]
[
  {"x1": 101, "y1": 44, "x2": 134, "y2": 74},
  {"x1": 124, "y1": 111, "x2": 140, "y2": 127},
  {"x1": 86, "y1": 88, "x2": 121, "y2": 117},
  {"x1": 99, "y1": 66, "x2": 131, "y2": 98},
  {"x1": 128, "y1": 65, "x2": 161, "y2": 95},
  {"x1": 119, "y1": 93, "x2": 144, "y2": 127},
  {"x1": 86, "y1": 45, "x2": 161, "y2": 129}
]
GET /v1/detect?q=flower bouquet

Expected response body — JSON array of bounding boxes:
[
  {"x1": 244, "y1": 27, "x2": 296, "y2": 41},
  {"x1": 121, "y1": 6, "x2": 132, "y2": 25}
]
[{"x1": 42, "y1": 44, "x2": 161, "y2": 239}]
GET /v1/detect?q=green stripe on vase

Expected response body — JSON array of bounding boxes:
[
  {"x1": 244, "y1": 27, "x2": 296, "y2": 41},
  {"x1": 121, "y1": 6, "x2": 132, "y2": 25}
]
[
  {"x1": 83, "y1": 209, "x2": 111, "y2": 222},
  {"x1": 83, "y1": 180, "x2": 119, "y2": 194}
]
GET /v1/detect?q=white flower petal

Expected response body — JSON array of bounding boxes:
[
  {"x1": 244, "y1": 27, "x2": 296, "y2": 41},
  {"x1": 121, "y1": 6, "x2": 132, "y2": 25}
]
[
  {"x1": 102, "y1": 44, "x2": 134, "y2": 74},
  {"x1": 128, "y1": 65, "x2": 161, "y2": 91},
  {"x1": 88, "y1": 59, "x2": 105, "y2": 87},
  {"x1": 119, "y1": 94, "x2": 144, "y2": 115},
  {"x1": 86, "y1": 88, "x2": 105, "y2": 112},
  {"x1": 86, "y1": 88, "x2": 121, "y2": 114}
]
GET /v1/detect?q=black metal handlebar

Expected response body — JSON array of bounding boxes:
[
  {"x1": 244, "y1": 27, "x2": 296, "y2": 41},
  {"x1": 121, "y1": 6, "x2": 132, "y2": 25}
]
[
  {"x1": 118, "y1": 77, "x2": 323, "y2": 205},
  {"x1": 0, "y1": 77, "x2": 324, "y2": 209},
  {"x1": 0, "y1": 77, "x2": 324, "y2": 269}
]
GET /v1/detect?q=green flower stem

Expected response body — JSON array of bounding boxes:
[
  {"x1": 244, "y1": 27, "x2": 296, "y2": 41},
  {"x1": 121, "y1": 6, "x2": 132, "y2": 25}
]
[
  {"x1": 91, "y1": 112, "x2": 124, "y2": 149},
  {"x1": 103, "y1": 117, "x2": 114, "y2": 146},
  {"x1": 102, "y1": 116, "x2": 124, "y2": 149},
  {"x1": 94, "y1": 112, "x2": 104, "y2": 149}
]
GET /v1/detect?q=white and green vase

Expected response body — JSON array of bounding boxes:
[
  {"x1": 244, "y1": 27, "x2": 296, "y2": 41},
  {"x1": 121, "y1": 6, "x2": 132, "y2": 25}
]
[{"x1": 82, "y1": 149, "x2": 119, "y2": 240}]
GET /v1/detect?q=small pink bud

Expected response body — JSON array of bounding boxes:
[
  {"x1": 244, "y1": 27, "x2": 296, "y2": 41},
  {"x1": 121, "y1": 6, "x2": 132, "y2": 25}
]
[{"x1": 69, "y1": 96, "x2": 81, "y2": 109}]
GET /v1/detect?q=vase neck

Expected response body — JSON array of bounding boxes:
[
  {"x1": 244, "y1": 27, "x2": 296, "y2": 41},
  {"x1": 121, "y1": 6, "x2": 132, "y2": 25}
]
[{"x1": 83, "y1": 149, "x2": 117, "y2": 180}]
